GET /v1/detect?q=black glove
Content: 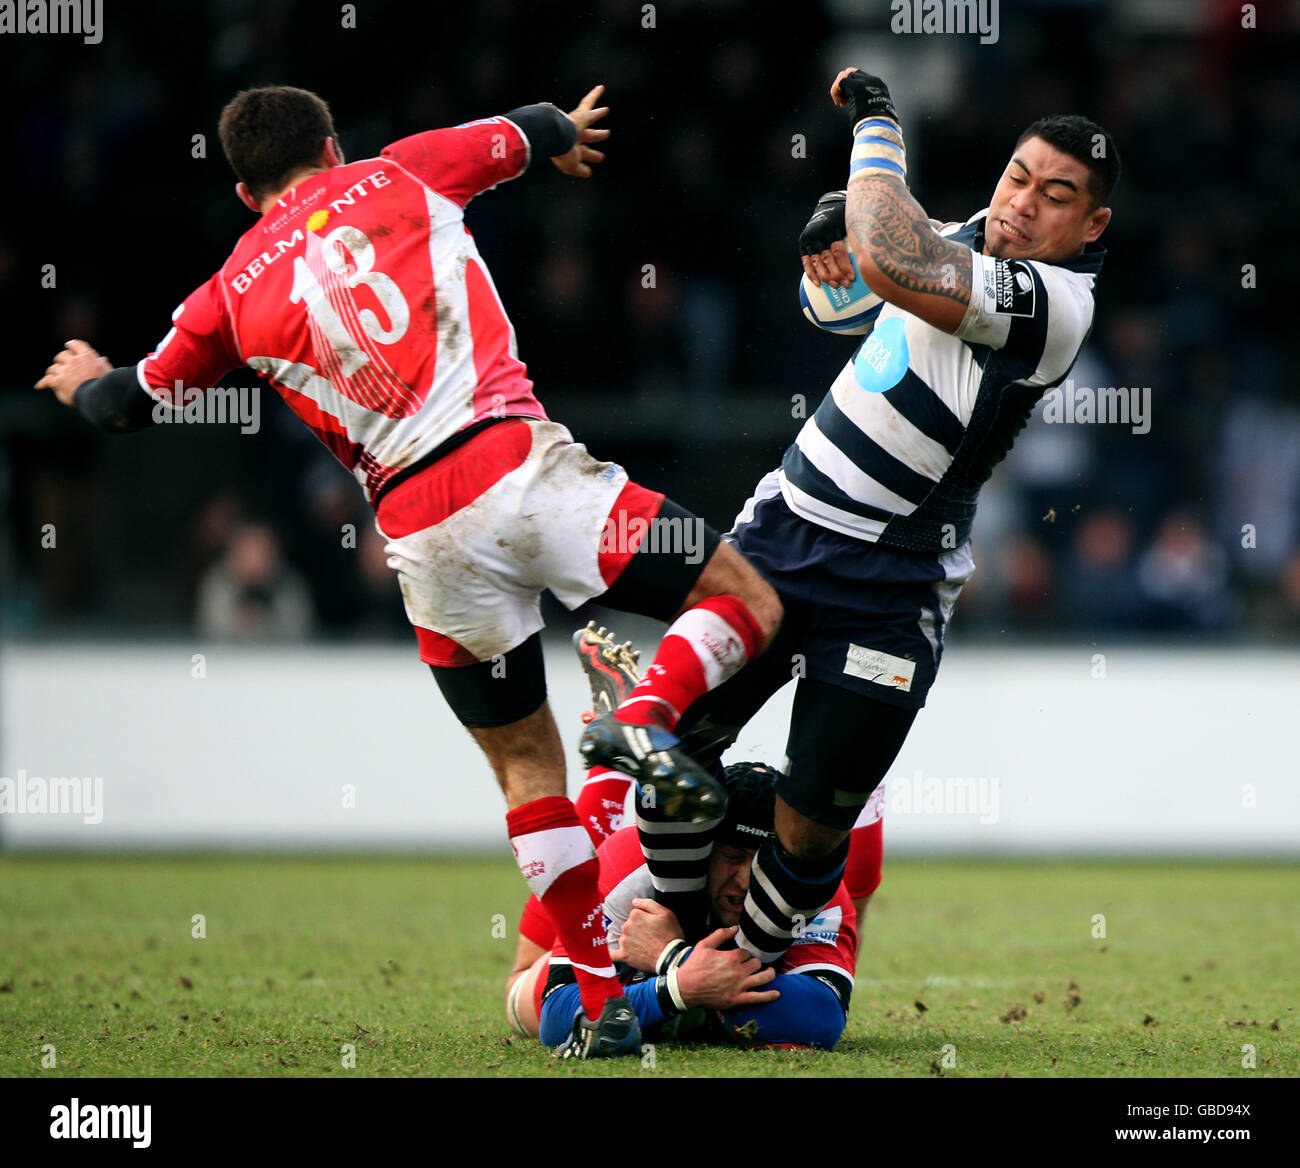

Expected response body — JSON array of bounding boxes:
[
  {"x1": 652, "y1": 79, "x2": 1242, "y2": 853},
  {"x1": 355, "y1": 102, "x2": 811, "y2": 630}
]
[
  {"x1": 837, "y1": 69, "x2": 898, "y2": 126},
  {"x1": 798, "y1": 191, "x2": 847, "y2": 256}
]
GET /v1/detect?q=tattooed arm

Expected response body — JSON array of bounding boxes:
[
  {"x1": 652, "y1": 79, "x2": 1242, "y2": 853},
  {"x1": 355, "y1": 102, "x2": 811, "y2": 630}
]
[{"x1": 845, "y1": 173, "x2": 974, "y2": 334}]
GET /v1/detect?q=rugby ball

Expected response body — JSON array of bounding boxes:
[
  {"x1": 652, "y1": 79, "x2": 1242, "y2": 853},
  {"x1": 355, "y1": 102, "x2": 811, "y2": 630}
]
[{"x1": 799, "y1": 249, "x2": 884, "y2": 335}]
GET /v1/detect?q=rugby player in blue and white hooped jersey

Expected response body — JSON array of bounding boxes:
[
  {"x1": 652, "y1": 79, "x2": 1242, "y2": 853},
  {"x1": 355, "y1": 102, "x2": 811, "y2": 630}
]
[{"x1": 633, "y1": 69, "x2": 1118, "y2": 969}]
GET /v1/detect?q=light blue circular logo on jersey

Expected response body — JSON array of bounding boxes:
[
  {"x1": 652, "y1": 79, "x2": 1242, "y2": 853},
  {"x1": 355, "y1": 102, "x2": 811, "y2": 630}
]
[{"x1": 853, "y1": 315, "x2": 909, "y2": 393}]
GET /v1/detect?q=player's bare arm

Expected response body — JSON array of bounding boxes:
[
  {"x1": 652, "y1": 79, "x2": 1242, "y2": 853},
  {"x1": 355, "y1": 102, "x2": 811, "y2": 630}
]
[
  {"x1": 829, "y1": 66, "x2": 973, "y2": 334},
  {"x1": 844, "y1": 172, "x2": 973, "y2": 332},
  {"x1": 797, "y1": 187, "x2": 961, "y2": 295}
]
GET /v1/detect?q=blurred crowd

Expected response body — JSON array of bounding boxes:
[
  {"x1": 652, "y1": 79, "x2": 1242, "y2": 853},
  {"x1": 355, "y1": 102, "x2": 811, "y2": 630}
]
[{"x1": 1, "y1": 0, "x2": 1296, "y2": 643}]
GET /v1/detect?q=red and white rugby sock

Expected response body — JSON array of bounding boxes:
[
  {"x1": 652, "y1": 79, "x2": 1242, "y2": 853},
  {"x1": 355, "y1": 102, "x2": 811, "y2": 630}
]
[
  {"x1": 514, "y1": 771, "x2": 634, "y2": 958},
  {"x1": 616, "y1": 594, "x2": 764, "y2": 731},
  {"x1": 505, "y1": 796, "x2": 620, "y2": 1019},
  {"x1": 575, "y1": 766, "x2": 633, "y2": 844}
]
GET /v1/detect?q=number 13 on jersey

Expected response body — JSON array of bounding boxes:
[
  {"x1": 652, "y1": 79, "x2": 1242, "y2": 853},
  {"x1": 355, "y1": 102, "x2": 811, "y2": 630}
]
[{"x1": 290, "y1": 225, "x2": 410, "y2": 377}]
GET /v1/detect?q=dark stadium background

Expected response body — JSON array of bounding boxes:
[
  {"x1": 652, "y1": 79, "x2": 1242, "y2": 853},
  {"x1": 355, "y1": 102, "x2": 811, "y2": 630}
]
[{"x1": 0, "y1": 0, "x2": 1295, "y2": 645}]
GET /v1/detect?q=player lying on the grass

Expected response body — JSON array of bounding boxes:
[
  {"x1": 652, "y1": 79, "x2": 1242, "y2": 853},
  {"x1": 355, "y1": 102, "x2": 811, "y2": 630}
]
[
  {"x1": 584, "y1": 69, "x2": 1117, "y2": 971},
  {"x1": 35, "y1": 83, "x2": 783, "y2": 1059},
  {"x1": 504, "y1": 620, "x2": 884, "y2": 1013},
  {"x1": 506, "y1": 760, "x2": 857, "y2": 1052}
]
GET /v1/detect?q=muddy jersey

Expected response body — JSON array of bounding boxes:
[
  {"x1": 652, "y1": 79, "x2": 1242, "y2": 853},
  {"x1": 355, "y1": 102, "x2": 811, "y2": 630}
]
[{"x1": 138, "y1": 116, "x2": 547, "y2": 502}]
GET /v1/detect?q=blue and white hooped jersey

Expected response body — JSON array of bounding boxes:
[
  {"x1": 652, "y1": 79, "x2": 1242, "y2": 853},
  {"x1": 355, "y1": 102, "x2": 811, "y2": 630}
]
[{"x1": 780, "y1": 211, "x2": 1104, "y2": 554}]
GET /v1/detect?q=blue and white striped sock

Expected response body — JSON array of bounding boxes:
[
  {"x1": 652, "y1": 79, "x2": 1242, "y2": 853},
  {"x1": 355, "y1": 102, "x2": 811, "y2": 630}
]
[{"x1": 737, "y1": 836, "x2": 849, "y2": 965}]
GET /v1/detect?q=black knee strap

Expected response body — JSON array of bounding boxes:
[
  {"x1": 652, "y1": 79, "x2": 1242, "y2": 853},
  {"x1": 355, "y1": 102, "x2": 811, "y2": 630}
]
[
  {"x1": 599, "y1": 497, "x2": 722, "y2": 622},
  {"x1": 430, "y1": 633, "x2": 547, "y2": 728}
]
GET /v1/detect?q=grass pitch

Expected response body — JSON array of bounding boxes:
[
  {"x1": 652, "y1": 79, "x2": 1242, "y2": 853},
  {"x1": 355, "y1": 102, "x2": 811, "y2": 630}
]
[{"x1": 0, "y1": 855, "x2": 1294, "y2": 1078}]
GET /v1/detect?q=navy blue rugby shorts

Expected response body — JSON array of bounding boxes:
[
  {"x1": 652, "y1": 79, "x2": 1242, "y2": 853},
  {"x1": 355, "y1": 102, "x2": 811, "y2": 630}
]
[{"x1": 728, "y1": 472, "x2": 975, "y2": 712}]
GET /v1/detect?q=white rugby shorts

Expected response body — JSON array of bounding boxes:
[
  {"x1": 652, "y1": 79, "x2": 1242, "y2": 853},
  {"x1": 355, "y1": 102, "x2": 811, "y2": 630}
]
[{"x1": 374, "y1": 418, "x2": 661, "y2": 664}]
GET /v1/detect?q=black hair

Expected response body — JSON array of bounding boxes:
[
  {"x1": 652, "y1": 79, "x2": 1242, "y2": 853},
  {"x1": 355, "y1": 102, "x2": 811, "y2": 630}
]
[
  {"x1": 1015, "y1": 114, "x2": 1120, "y2": 207},
  {"x1": 219, "y1": 85, "x2": 337, "y2": 201}
]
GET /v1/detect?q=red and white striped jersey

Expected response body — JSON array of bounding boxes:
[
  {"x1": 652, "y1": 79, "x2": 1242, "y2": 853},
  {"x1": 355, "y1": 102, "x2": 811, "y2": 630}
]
[
  {"x1": 138, "y1": 116, "x2": 547, "y2": 503},
  {"x1": 552, "y1": 826, "x2": 858, "y2": 982}
]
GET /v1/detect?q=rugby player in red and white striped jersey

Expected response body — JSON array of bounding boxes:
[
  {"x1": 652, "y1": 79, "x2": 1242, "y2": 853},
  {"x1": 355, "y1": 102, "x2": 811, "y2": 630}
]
[{"x1": 37, "y1": 84, "x2": 782, "y2": 1059}]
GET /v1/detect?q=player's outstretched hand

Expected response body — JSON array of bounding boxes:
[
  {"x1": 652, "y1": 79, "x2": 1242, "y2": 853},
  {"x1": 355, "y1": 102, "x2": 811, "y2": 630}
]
[
  {"x1": 35, "y1": 339, "x2": 113, "y2": 407},
  {"x1": 553, "y1": 84, "x2": 610, "y2": 178},
  {"x1": 675, "y1": 926, "x2": 780, "y2": 1011},
  {"x1": 830, "y1": 67, "x2": 898, "y2": 126},
  {"x1": 612, "y1": 897, "x2": 684, "y2": 972}
]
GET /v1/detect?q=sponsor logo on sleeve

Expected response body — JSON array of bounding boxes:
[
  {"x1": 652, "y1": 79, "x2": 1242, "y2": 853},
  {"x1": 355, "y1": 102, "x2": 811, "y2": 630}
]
[{"x1": 981, "y1": 258, "x2": 1036, "y2": 318}]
